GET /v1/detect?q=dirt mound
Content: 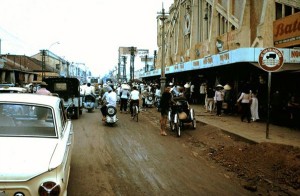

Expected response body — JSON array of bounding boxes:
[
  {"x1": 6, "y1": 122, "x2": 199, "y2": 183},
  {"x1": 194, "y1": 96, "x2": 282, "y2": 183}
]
[{"x1": 187, "y1": 123, "x2": 300, "y2": 195}]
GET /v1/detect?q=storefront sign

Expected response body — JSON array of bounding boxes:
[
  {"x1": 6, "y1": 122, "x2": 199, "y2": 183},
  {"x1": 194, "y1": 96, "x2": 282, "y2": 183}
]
[{"x1": 273, "y1": 12, "x2": 300, "y2": 48}]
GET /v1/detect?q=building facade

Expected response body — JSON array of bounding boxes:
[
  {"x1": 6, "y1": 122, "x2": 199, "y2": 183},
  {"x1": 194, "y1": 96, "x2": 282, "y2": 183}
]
[
  {"x1": 153, "y1": 0, "x2": 300, "y2": 67},
  {"x1": 142, "y1": 0, "x2": 300, "y2": 126}
]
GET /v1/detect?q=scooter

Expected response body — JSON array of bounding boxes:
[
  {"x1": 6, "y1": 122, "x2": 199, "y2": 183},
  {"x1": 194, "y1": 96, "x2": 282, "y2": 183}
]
[
  {"x1": 83, "y1": 94, "x2": 96, "y2": 112},
  {"x1": 145, "y1": 93, "x2": 154, "y2": 107},
  {"x1": 104, "y1": 105, "x2": 118, "y2": 126}
]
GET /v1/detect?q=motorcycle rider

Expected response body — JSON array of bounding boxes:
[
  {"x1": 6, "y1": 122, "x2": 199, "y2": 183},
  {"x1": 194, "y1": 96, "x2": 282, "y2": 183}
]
[
  {"x1": 84, "y1": 83, "x2": 95, "y2": 100},
  {"x1": 100, "y1": 86, "x2": 117, "y2": 121}
]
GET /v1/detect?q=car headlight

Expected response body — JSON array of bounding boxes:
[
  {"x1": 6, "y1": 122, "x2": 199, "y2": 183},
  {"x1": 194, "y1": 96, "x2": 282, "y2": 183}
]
[{"x1": 38, "y1": 181, "x2": 60, "y2": 196}]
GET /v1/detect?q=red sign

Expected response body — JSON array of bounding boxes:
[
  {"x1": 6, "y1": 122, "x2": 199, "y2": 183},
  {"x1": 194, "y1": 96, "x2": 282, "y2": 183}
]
[{"x1": 258, "y1": 47, "x2": 284, "y2": 72}]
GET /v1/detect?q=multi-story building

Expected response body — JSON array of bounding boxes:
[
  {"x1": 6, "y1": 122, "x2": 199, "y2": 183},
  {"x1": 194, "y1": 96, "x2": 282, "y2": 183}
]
[
  {"x1": 142, "y1": 0, "x2": 300, "y2": 124},
  {"x1": 143, "y1": 0, "x2": 299, "y2": 85}
]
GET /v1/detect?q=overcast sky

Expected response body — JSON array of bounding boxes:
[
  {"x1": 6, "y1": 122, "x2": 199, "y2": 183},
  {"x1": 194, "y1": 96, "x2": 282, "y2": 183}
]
[{"x1": 0, "y1": 0, "x2": 173, "y2": 76}]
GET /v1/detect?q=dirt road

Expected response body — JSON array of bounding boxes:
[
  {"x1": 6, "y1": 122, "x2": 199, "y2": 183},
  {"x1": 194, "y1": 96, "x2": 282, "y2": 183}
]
[{"x1": 67, "y1": 108, "x2": 252, "y2": 196}]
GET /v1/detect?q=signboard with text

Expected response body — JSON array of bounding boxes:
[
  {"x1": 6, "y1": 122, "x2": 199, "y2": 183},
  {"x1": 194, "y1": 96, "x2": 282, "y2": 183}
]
[{"x1": 258, "y1": 47, "x2": 284, "y2": 72}]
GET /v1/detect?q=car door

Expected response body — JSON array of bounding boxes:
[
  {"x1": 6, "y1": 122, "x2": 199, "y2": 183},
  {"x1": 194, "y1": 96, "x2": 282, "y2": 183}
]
[{"x1": 58, "y1": 100, "x2": 74, "y2": 187}]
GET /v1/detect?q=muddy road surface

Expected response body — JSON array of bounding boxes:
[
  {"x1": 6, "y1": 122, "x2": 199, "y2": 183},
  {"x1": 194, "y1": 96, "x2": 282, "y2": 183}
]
[{"x1": 67, "y1": 108, "x2": 252, "y2": 196}]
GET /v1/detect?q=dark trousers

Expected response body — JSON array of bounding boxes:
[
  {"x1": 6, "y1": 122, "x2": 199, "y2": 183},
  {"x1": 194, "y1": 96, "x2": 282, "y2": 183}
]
[
  {"x1": 120, "y1": 98, "x2": 128, "y2": 112},
  {"x1": 240, "y1": 103, "x2": 251, "y2": 122},
  {"x1": 216, "y1": 101, "x2": 223, "y2": 115},
  {"x1": 100, "y1": 105, "x2": 107, "y2": 117},
  {"x1": 130, "y1": 100, "x2": 139, "y2": 116}
]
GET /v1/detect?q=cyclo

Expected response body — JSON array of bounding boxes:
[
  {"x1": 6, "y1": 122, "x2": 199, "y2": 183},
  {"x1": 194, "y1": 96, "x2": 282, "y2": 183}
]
[{"x1": 168, "y1": 96, "x2": 196, "y2": 137}]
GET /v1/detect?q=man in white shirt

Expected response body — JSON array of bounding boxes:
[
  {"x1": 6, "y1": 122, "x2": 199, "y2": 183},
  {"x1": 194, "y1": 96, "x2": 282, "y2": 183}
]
[
  {"x1": 100, "y1": 87, "x2": 117, "y2": 121},
  {"x1": 129, "y1": 86, "x2": 140, "y2": 117},
  {"x1": 84, "y1": 83, "x2": 95, "y2": 96},
  {"x1": 107, "y1": 87, "x2": 117, "y2": 107}
]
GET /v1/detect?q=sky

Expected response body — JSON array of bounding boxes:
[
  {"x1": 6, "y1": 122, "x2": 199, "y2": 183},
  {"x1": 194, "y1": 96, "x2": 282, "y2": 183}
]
[{"x1": 0, "y1": 0, "x2": 173, "y2": 76}]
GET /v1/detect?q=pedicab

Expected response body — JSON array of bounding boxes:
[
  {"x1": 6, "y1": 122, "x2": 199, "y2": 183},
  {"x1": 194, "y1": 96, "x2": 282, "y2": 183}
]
[{"x1": 168, "y1": 97, "x2": 196, "y2": 137}]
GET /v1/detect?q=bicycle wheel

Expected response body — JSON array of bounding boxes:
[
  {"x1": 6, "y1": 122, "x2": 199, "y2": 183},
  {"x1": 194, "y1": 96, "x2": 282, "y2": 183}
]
[{"x1": 135, "y1": 105, "x2": 139, "y2": 122}]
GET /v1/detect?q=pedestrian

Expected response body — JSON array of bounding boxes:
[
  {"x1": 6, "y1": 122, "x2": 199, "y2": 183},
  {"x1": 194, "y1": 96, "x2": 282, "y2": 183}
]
[
  {"x1": 119, "y1": 84, "x2": 130, "y2": 113},
  {"x1": 199, "y1": 82, "x2": 207, "y2": 105},
  {"x1": 205, "y1": 86, "x2": 215, "y2": 113},
  {"x1": 250, "y1": 91, "x2": 260, "y2": 122},
  {"x1": 159, "y1": 87, "x2": 173, "y2": 136},
  {"x1": 237, "y1": 87, "x2": 251, "y2": 123},
  {"x1": 214, "y1": 84, "x2": 224, "y2": 116},
  {"x1": 36, "y1": 82, "x2": 52, "y2": 96},
  {"x1": 223, "y1": 83, "x2": 233, "y2": 114},
  {"x1": 190, "y1": 83, "x2": 196, "y2": 104}
]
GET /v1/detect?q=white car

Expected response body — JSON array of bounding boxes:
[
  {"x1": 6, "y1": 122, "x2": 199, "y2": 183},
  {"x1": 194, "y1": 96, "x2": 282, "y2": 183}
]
[
  {"x1": 0, "y1": 94, "x2": 74, "y2": 196},
  {"x1": 0, "y1": 86, "x2": 28, "y2": 93}
]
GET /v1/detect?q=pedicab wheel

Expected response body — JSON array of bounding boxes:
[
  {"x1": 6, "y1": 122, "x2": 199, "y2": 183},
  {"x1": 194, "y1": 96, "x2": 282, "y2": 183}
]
[
  {"x1": 174, "y1": 113, "x2": 181, "y2": 137},
  {"x1": 192, "y1": 118, "x2": 196, "y2": 129},
  {"x1": 169, "y1": 121, "x2": 175, "y2": 131},
  {"x1": 176, "y1": 122, "x2": 181, "y2": 137}
]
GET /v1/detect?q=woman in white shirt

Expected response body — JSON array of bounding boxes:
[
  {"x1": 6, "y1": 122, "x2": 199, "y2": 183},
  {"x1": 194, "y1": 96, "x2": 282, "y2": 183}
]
[{"x1": 237, "y1": 88, "x2": 251, "y2": 123}]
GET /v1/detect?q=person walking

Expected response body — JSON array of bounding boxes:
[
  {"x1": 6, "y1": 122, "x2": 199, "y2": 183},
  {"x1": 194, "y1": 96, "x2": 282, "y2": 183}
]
[
  {"x1": 237, "y1": 88, "x2": 252, "y2": 123},
  {"x1": 159, "y1": 87, "x2": 173, "y2": 136},
  {"x1": 205, "y1": 86, "x2": 215, "y2": 113},
  {"x1": 119, "y1": 84, "x2": 130, "y2": 113},
  {"x1": 199, "y1": 82, "x2": 207, "y2": 105},
  {"x1": 214, "y1": 84, "x2": 224, "y2": 116},
  {"x1": 250, "y1": 91, "x2": 260, "y2": 122}
]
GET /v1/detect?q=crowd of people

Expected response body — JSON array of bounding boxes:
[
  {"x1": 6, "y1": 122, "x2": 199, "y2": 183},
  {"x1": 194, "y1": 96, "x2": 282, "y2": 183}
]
[{"x1": 77, "y1": 78, "x2": 300, "y2": 131}]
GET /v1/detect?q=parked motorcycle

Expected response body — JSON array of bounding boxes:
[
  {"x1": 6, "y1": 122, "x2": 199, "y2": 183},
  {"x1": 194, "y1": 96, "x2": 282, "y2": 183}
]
[{"x1": 83, "y1": 94, "x2": 96, "y2": 112}]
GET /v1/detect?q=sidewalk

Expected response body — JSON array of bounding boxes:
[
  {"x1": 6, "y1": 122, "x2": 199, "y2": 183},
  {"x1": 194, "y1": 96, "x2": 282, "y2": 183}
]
[{"x1": 191, "y1": 104, "x2": 300, "y2": 148}]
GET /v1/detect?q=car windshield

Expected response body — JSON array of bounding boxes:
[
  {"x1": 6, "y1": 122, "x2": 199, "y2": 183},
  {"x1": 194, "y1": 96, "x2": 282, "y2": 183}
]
[{"x1": 0, "y1": 103, "x2": 56, "y2": 137}]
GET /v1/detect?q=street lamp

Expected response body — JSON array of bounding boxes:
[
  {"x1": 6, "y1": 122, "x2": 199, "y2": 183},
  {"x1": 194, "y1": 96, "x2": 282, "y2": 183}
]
[
  {"x1": 158, "y1": 4, "x2": 169, "y2": 94},
  {"x1": 48, "y1": 41, "x2": 60, "y2": 50}
]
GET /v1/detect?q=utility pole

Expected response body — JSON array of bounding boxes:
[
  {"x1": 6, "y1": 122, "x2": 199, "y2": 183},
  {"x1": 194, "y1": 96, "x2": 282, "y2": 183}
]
[
  {"x1": 122, "y1": 56, "x2": 127, "y2": 82},
  {"x1": 158, "y1": 4, "x2": 169, "y2": 94},
  {"x1": 145, "y1": 55, "x2": 148, "y2": 72},
  {"x1": 153, "y1": 50, "x2": 157, "y2": 70},
  {"x1": 41, "y1": 49, "x2": 46, "y2": 80},
  {"x1": 129, "y1": 46, "x2": 136, "y2": 82},
  {"x1": 118, "y1": 48, "x2": 120, "y2": 82}
]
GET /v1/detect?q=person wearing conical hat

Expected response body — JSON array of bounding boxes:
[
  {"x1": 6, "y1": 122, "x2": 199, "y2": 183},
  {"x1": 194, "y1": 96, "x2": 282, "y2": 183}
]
[{"x1": 214, "y1": 84, "x2": 224, "y2": 116}]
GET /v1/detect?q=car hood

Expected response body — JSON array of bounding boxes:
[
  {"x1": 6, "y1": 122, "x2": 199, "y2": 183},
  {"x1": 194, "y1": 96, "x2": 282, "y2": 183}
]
[{"x1": 0, "y1": 137, "x2": 58, "y2": 181}]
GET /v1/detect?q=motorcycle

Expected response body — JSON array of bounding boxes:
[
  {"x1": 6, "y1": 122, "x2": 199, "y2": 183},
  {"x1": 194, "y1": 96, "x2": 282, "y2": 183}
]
[
  {"x1": 83, "y1": 94, "x2": 96, "y2": 112},
  {"x1": 145, "y1": 92, "x2": 154, "y2": 107},
  {"x1": 104, "y1": 105, "x2": 118, "y2": 126}
]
